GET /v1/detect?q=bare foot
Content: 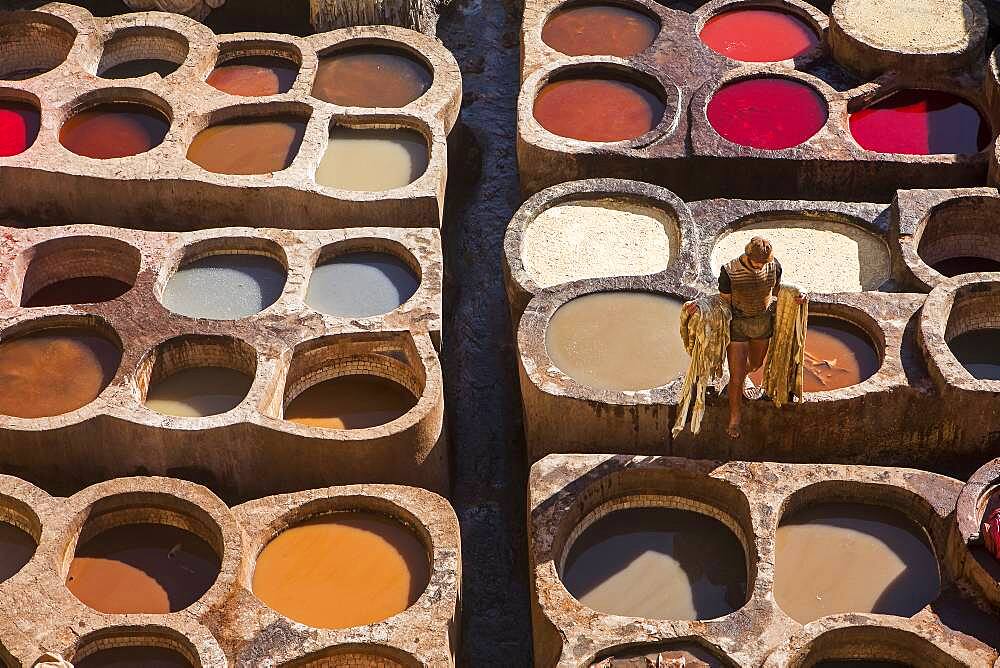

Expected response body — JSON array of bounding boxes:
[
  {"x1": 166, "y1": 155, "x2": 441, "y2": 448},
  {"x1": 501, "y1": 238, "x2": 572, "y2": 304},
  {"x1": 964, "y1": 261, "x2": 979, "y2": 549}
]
[{"x1": 726, "y1": 422, "x2": 741, "y2": 439}]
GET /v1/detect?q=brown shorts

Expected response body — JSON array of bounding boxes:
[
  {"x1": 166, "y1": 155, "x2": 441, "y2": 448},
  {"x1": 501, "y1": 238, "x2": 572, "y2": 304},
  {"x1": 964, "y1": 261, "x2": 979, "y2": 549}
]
[{"x1": 730, "y1": 304, "x2": 775, "y2": 342}]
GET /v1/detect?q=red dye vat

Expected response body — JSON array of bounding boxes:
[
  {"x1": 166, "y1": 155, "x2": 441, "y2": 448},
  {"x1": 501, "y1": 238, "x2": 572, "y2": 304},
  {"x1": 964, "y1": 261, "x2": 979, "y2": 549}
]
[
  {"x1": 542, "y1": 4, "x2": 659, "y2": 57},
  {"x1": 533, "y1": 78, "x2": 665, "y2": 142},
  {"x1": 849, "y1": 90, "x2": 990, "y2": 155},
  {"x1": 707, "y1": 77, "x2": 827, "y2": 150},
  {"x1": 60, "y1": 103, "x2": 170, "y2": 159},
  {"x1": 0, "y1": 101, "x2": 40, "y2": 157},
  {"x1": 700, "y1": 8, "x2": 817, "y2": 62}
]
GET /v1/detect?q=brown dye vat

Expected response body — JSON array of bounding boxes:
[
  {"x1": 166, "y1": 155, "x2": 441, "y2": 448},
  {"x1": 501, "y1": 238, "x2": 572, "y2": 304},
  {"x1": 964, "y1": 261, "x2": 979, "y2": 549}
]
[
  {"x1": 541, "y1": 4, "x2": 659, "y2": 57},
  {"x1": 251, "y1": 512, "x2": 430, "y2": 629},
  {"x1": 0, "y1": 522, "x2": 35, "y2": 583},
  {"x1": 59, "y1": 103, "x2": 170, "y2": 159},
  {"x1": 67, "y1": 523, "x2": 221, "y2": 614},
  {"x1": 75, "y1": 646, "x2": 192, "y2": 668},
  {"x1": 774, "y1": 502, "x2": 939, "y2": 623},
  {"x1": 186, "y1": 117, "x2": 307, "y2": 175},
  {"x1": 100, "y1": 59, "x2": 180, "y2": 79},
  {"x1": 545, "y1": 292, "x2": 687, "y2": 391},
  {"x1": 533, "y1": 78, "x2": 665, "y2": 142},
  {"x1": 0, "y1": 327, "x2": 120, "y2": 418},
  {"x1": 22, "y1": 277, "x2": 131, "y2": 307},
  {"x1": 561, "y1": 507, "x2": 747, "y2": 620},
  {"x1": 206, "y1": 56, "x2": 299, "y2": 97},
  {"x1": 312, "y1": 47, "x2": 433, "y2": 108},
  {"x1": 284, "y1": 375, "x2": 417, "y2": 429},
  {"x1": 931, "y1": 256, "x2": 1000, "y2": 277},
  {"x1": 948, "y1": 329, "x2": 1000, "y2": 381}
]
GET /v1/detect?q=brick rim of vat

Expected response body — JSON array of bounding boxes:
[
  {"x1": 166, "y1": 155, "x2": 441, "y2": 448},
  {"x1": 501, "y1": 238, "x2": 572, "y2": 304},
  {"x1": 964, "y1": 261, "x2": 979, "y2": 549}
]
[
  {"x1": 526, "y1": 454, "x2": 993, "y2": 667},
  {"x1": 503, "y1": 178, "x2": 701, "y2": 311},
  {"x1": 213, "y1": 37, "x2": 304, "y2": 68},
  {"x1": 0, "y1": 474, "x2": 49, "y2": 582},
  {"x1": 94, "y1": 24, "x2": 193, "y2": 80},
  {"x1": 581, "y1": 637, "x2": 738, "y2": 668},
  {"x1": 519, "y1": 59, "x2": 683, "y2": 152},
  {"x1": 0, "y1": 9, "x2": 79, "y2": 82},
  {"x1": 53, "y1": 623, "x2": 227, "y2": 668},
  {"x1": 288, "y1": 642, "x2": 426, "y2": 668}
]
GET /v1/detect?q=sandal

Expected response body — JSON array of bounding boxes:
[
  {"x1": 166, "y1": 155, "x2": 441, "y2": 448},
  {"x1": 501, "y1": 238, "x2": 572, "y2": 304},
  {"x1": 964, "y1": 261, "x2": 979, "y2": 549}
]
[{"x1": 742, "y1": 376, "x2": 764, "y2": 401}]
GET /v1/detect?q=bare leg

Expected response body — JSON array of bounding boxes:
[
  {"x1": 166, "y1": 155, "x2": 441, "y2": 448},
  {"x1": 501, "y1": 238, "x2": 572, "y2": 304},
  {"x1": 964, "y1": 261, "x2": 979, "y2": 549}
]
[
  {"x1": 748, "y1": 337, "x2": 770, "y2": 374},
  {"x1": 726, "y1": 341, "x2": 749, "y2": 439}
]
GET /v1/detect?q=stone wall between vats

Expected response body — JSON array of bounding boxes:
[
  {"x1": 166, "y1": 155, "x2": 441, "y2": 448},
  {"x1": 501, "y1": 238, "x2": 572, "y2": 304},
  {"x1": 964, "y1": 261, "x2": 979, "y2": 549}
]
[
  {"x1": 0, "y1": 4, "x2": 461, "y2": 230},
  {"x1": 0, "y1": 224, "x2": 447, "y2": 500}
]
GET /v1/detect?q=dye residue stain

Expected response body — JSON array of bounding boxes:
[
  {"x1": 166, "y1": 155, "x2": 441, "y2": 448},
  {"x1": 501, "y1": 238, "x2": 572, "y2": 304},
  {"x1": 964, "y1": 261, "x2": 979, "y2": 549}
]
[
  {"x1": 545, "y1": 292, "x2": 687, "y2": 391},
  {"x1": 312, "y1": 48, "x2": 432, "y2": 108},
  {"x1": 100, "y1": 59, "x2": 180, "y2": 79},
  {"x1": 0, "y1": 328, "x2": 120, "y2": 418},
  {"x1": 541, "y1": 4, "x2": 659, "y2": 57},
  {"x1": 774, "y1": 502, "x2": 939, "y2": 623},
  {"x1": 251, "y1": 513, "x2": 430, "y2": 628},
  {"x1": 533, "y1": 78, "x2": 665, "y2": 142},
  {"x1": 700, "y1": 8, "x2": 817, "y2": 62},
  {"x1": 75, "y1": 646, "x2": 192, "y2": 668},
  {"x1": 0, "y1": 523, "x2": 35, "y2": 583},
  {"x1": 161, "y1": 254, "x2": 286, "y2": 320},
  {"x1": 561, "y1": 507, "x2": 747, "y2": 620},
  {"x1": 23, "y1": 276, "x2": 131, "y2": 307},
  {"x1": 0, "y1": 101, "x2": 40, "y2": 157},
  {"x1": 206, "y1": 56, "x2": 299, "y2": 96},
  {"x1": 284, "y1": 375, "x2": 417, "y2": 429},
  {"x1": 186, "y1": 117, "x2": 306, "y2": 175},
  {"x1": 707, "y1": 78, "x2": 827, "y2": 150},
  {"x1": 306, "y1": 252, "x2": 419, "y2": 317},
  {"x1": 67, "y1": 523, "x2": 220, "y2": 614},
  {"x1": 949, "y1": 330, "x2": 1000, "y2": 381},
  {"x1": 316, "y1": 127, "x2": 429, "y2": 191},
  {"x1": 850, "y1": 90, "x2": 990, "y2": 155},
  {"x1": 60, "y1": 103, "x2": 170, "y2": 159},
  {"x1": 145, "y1": 367, "x2": 253, "y2": 417}
]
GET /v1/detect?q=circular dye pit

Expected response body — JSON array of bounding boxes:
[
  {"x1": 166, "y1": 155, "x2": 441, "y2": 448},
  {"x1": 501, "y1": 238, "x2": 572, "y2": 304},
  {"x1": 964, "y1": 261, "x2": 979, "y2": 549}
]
[
  {"x1": 161, "y1": 254, "x2": 286, "y2": 320},
  {"x1": 251, "y1": 512, "x2": 430, "y2": 628},
  {"x1": 838, "y1": 0, "x2": 976, "y2": 54},
  {"x1": 774, "y1": 502, "x2": 939, "y2": 623},
  {"x1": 145, "y1": 367, "x2": 253, "y2": 417},
  {"x1": 534, "y1": 78, "x2": 665, "y2": 142},
  {"x1": 708, "y1": 77, "x2": 827, "y2": 150},
  {"x1": 76, "y1": 646, "x2": 192, "y2": 668},
  {"x1": 948, "y1": 330, "x2": 1000, "y2": 381},
  {"x1": 0, "y1": 101, "x2": 40, "y2": 157},
  {"x1": 523, "y1": 199, "x2": 675, "y2": 288},
  {"x1": 0, "y1": 522, "x2": 35, "y2": 583},
  {"x1": 187, "y1": 117, "x2": 306, "y2": 175},
  {"x1": 930, "y1": 257, "x2": 1000, "y2": 277},
  {"x1": 60, "y1": 103, "x2": 170, "y2": 159},
  {"x1": 23, "y1": 277, "x2": 131, "y2": 307},
  {"x1": 306, "y1": 252, "x2": 419, "y2": 317},
  {"x1": 700, "y1": 8, "x2": 818, "y2": 62},
  {"x1": 0, "y1": 327, "x2": 120, "y2": 418},
  {"x1": 710, "y1": 219, "x2": 891, "y2": 294},
  {"x1": 316, "y1": 127, "x2": 429, "y2": 191},
  {"x1": 545, "y1": 292, "x2": 687, "y2": 391},
  {"x1": 849, "y1": 90, "x2": 989, "y2": 155},
  {"x1": 284, "y1": 375, "x2": 417, "y2": 429},
  {"x1": 206, "y1": 56, "x2": 299, "y2": 96},
  {"x1": 541, "y1": 4, "x2": 659, "y2": 57},
  {"x1": 562, "y1": 506, "x2": 747, "y2": 620},
  {"x1": 100, "y1": 59, "x2": 180, "y2": 79},
  {"x1": 67, "y1": 522, "x2": 221, "y2": 614},
  {"x1": 312, "y1": 47, "x2": 432, "y2": 108}
]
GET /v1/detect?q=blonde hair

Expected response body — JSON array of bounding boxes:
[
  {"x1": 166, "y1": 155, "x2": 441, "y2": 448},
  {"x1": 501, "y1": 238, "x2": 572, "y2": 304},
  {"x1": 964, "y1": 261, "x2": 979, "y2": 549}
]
[{"x1": 745, "y1": 236, "x2": 773, "y2": 264}]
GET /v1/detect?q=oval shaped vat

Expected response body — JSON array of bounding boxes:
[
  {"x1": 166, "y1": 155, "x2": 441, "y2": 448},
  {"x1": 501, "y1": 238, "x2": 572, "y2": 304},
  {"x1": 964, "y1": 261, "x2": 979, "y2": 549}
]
[
  {"x1": 67, "y1": 522, "x2": 221, "y2": 614},
  {"x1": 0, "y1": 522, "x2": 35, "y2": 583},
  {"x1": 971, "y1": 487, "x2": 1000, "y2": 582},
  {"x1": 76, "y1": 646, "x2": 192, "y2": 668},
  {"x1": 145, "y1": 367, "x2": 253, "y2": 417},
  {"x1": 0, "y1": 17, "x2": 75, "y2": 80},
  {"x1": 700, "y1": 7, "x2": 818, "y2": 62},
  {"x1": 100, "y1": 59, "x2": 179, "y2": 79},
  {"x1": 187, "y1": 115, "x2": 307, "y2": 175},
  {"x1": 562, "y1": 505, "x2": 747, "y2": 619},
  {"x1": 0, "y1": 100, "x2": 40, "y2": 157},
  {"x1": 0, "y1": 324, "x2": 121, "y2": 418},
  {"x1": 916, "y1": 197, "x2": 1000, "y2": 278},
  {"x1": 312, "y1": 46, "x2": 432, "y2": 108},
  {"x1": 17, "y1": 235, "x2": 139, "y2": 307},
  {"x1": 306, "y1": 251, "x2": 419, "y2": 317},
  {"x1": 523, "y1": 198, "x2": 677, "y2": 288},
  {"x1": 284, "y1": 374, "x2": 418, "y2": 429},
  {"x1": 24, "y1": 277, "x2": 131, "y2": 307},
  {"x1": 710, "y1": 218, "x2": 891, "y2": 293},
  {"x1": 546, "y1": 291, "x2": 687, "y2": 391},
  {"x1": 708, "y1": 77, "x2": 827, "y2": 150},
  {"x1": 316, "y1": 127, "x2": 429, "y2": 191},
  {"x1": 774, "y1": 501, "x2": 939, "y2": 623},
  {"x1": 60, "y1": 102, "x2": 170, "y2": 159},
  {"x1": 252, "y1": 511, "x2": 430, "y2": 628},
  {"x1": 948, "y1": 329, "x2": 1000, "y2": 380},
  {"x1": 591, "y1": 641, "x2": 732, "y2": 668},
  {"x1": 836, "y1": 0, "x2": 977, "y2": 54},
  {"x1": 542, "y1": 3, "x2": 659, "y2": 57},
  {"x1": 161, "y1": 252, "x2": 286, "y2": 320},
  {"x1": 850, "y1": 90, "x2": 989, "y2": 155},
  {"x1": 534, "y1": 77, "x2": 665, "y2": 142},
  {"x1": 97, "y1": 26, "x2": 188, "y2": 80},
  {"x1": 206, "y1": 55, "x2": 299, "y2": 96}
]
